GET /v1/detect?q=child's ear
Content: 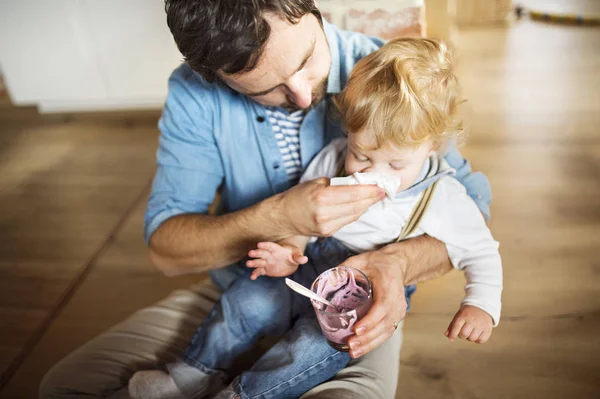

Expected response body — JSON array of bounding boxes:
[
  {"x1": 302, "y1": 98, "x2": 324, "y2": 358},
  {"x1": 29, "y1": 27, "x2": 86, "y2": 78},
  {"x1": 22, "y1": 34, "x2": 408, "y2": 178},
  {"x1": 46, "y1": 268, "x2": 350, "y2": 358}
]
[{"x1": 427, "y1": 140, "x2": 440, "y2": 155}]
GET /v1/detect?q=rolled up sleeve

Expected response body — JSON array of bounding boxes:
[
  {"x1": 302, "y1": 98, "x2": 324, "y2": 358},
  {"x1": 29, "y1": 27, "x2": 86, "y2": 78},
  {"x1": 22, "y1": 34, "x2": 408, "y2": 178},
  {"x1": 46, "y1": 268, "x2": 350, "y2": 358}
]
[{"x1": 144, "y1": 68, "x2": 224, "y2": 243}]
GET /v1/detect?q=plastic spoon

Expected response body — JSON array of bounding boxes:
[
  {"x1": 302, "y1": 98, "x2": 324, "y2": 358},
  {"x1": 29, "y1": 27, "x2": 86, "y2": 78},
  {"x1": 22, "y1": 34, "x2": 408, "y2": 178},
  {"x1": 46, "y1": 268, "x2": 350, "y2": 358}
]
[{"x1": 285, "y1": 278, "x2": 341, "y2": 312}]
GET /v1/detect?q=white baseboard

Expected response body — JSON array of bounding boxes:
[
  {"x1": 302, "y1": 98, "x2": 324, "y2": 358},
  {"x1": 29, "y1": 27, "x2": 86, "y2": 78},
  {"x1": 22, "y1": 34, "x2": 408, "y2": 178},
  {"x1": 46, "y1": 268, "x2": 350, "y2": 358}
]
[{"x1": 37, "y1": 98, "x2": 165, "y2": 114}]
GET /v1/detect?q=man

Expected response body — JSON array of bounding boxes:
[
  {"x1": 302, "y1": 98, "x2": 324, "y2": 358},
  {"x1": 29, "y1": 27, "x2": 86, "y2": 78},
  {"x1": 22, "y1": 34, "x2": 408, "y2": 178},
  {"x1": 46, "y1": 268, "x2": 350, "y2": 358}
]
[{"x1": 41, "y1": 1, "x2": 491, "y2": 398}]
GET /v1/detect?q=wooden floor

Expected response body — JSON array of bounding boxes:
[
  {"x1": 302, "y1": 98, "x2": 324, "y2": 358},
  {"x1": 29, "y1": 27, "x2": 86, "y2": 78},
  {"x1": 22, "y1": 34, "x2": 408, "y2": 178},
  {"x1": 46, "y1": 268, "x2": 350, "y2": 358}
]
[{"x1": 1, "y1": 16, "x2": 599, "y2": 399}]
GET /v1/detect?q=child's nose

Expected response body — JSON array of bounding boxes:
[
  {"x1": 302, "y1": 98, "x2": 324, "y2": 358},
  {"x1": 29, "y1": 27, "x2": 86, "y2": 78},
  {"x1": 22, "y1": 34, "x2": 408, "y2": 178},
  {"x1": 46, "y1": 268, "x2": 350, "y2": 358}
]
[{"x1": 364, "y1": 165, "x2": 384, "y2": 174}]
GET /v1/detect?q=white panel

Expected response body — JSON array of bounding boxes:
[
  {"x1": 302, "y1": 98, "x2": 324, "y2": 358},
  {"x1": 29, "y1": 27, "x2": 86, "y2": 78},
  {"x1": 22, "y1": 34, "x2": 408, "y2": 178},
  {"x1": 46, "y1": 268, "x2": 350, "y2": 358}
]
[
  {"x1": 80, "y1": 0, "x2": 183, "y2": 100},
  {"x1": 342, "y1": 0, "x2": 423, "y2": 12},
  {"x1": 38, "y1": 97, "x2": 165, "y2": 113},
  {"x1": 0, "y1": 0, "x2": 106, "y2": 104}
]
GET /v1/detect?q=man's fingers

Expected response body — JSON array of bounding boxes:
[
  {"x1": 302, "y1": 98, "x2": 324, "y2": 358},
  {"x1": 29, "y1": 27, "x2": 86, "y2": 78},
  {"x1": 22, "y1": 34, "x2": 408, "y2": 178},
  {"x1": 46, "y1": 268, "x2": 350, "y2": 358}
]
[
  {"x1": 317, "y1": 195, "x2": 384, "y2": 222},
  {"x1": 355, "y1": 274, "x2": 405, "y2": 333},
  {"x1": 318, "y1": 214, "x2": 363, "y2": 236},
  {"x1": 340, "y1": 252, "x2": 370, "y2": 270},
  {"x1": 319, "y1": 185, "x2": 384, "y2": 205},
  {"x1": 354, "y1": 301, "x2": 387, "y2": 334},
  {"x1": 349, "y1": 317, "x2": 395, "y2": 354},
  {"x1": 311, "y1": 188, "x2": 385, "y2": 236},
  {"x1": 348, "y1": 326, "x2": 395, "y2": 358}
]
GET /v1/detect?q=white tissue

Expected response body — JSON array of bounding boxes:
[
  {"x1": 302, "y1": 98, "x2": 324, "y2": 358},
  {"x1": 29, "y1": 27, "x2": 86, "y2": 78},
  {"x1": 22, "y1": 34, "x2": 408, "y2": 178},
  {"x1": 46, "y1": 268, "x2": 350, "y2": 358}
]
[{"x1": 330, "y1": 172, "x2": 401, "y2": 199}]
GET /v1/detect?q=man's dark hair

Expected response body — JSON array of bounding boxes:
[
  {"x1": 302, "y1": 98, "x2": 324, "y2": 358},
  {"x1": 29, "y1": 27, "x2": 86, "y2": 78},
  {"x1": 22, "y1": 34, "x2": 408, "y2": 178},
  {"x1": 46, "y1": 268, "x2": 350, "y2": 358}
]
[{"x1": 165, "y1": 0, "x2": 322, "y2": 82}]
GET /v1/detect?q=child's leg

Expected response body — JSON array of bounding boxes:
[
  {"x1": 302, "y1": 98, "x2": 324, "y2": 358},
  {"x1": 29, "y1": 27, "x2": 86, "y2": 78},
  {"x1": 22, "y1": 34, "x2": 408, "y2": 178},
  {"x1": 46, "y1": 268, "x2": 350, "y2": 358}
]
[
  {"x1": 130, "y1": 274, "x2": 295, "y2": 399},
  {"x1": 185, "y1": 272, "x2": 296, "y2": 366},
  {"x1": 219, "y1": 316, "x2": 351, "y2": 399}
]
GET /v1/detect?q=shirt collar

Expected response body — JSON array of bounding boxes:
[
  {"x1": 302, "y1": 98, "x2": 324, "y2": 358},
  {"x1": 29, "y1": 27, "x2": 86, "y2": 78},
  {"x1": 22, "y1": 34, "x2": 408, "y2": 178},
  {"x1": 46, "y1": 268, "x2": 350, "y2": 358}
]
[
  {"x1": 323, "y1": 19, "x2": 342, "y2": 94},
  {"x1": 394, "y1": 155, "x2": 456, "y2": 199}
]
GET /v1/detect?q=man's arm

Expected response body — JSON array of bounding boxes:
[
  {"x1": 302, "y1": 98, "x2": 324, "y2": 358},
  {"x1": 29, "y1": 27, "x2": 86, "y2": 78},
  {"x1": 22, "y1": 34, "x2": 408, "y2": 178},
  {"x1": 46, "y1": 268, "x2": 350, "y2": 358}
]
[
  {"x1": 149, "y1": 178, "x2": 383, "y2": 275},
  {"x1": 149, "y1": 197, "x2": 286, "y2": 276},
  {"x1": 380, "y1": 234, "x2": 453, "y2": 285}
]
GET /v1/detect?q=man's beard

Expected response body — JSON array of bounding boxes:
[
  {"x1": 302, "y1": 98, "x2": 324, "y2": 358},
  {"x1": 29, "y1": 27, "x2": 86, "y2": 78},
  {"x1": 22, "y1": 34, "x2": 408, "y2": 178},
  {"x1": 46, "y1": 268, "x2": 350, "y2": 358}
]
[{"x1": 283, "y1": 76, "x2": 329, "y2": 112}]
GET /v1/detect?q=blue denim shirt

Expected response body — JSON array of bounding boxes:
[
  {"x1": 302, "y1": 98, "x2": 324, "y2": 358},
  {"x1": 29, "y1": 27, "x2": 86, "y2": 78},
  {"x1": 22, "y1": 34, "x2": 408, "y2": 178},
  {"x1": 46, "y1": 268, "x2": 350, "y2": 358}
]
[{"x1": 144, "y1": 21, "x2": 492, "y2": 244}]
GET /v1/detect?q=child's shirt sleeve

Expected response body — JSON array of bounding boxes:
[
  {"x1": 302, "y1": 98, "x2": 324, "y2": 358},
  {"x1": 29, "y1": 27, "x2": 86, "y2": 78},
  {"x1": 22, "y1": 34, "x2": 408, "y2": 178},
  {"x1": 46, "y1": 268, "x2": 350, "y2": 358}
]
[{"x1": 420, "y1": 177, "x2": 503, "y2": 326}]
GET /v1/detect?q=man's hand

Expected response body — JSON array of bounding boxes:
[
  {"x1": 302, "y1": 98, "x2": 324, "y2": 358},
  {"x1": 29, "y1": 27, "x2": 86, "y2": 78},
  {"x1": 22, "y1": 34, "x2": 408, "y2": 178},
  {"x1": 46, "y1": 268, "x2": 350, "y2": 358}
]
[
  {"x1": 445, "y1": 305, "x2": 493, "y2": 344},
  {"x1": 340, "y1": 235, "x2": 454, "y2": 358},
  {"x1": 342, "y1": 249, "x2": 408, "y2": 359},
  {"x1": 276, "y1": 178, "x2": 385, "y2": 237},
  {"x1": 246, "y1": 242, "x2": 308, "y2": 280}
]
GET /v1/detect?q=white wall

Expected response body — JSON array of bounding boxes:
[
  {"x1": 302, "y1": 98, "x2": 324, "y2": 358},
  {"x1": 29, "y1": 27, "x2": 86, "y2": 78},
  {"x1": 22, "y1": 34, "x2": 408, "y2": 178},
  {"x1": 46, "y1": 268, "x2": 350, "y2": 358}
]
[
  {"x1": 0, "y1": 0, "x2": 424, "y2": 113},
  {"x1": 0, "y1": 0, "x2": 182, "y2": 112}
]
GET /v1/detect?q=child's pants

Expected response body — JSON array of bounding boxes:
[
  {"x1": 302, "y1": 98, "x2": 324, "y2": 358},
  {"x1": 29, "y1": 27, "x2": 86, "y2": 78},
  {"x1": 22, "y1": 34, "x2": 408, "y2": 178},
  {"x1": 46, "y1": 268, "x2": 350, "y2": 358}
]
[{"x1": 180, "y1": 237, "x2": 416, "y2": 399}]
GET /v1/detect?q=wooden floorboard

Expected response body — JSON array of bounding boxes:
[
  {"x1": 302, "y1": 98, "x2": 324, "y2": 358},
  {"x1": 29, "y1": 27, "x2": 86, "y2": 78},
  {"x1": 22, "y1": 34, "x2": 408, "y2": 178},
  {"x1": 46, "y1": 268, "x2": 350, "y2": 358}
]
[
  {"x1": 0, "y1": 8, "x2": 599, "y2": 399},
  {"x1": 0, "y1": 101, "x2": 163, "y2": 390},
  {"x1": 396, "y1": 14, "x2": 600, "y2": 399}
]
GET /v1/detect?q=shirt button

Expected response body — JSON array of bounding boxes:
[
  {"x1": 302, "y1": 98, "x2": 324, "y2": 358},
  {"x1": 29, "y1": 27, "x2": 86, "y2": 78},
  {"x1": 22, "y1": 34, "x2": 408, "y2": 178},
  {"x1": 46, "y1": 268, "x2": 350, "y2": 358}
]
[
  {"x1": 256, "y1": 116, "x2": 265, "y2": 122},
  {"x1": 477, "y1": 195, "x2": 482, "y2": 199},
  {"x1": 273, "y1": 162, "x2": 280, "y2": 169}
]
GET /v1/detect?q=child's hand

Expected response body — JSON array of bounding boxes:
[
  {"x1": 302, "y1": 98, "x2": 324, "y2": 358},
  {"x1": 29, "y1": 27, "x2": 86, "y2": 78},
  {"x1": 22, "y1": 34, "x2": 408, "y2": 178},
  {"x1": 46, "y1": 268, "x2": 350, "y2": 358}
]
[
  {"x1": 445, "y1": 305, "x2": 494, "y2": 344},
  {"x1": 246, "y1": 242, "x2": 308, "y2": 280}
]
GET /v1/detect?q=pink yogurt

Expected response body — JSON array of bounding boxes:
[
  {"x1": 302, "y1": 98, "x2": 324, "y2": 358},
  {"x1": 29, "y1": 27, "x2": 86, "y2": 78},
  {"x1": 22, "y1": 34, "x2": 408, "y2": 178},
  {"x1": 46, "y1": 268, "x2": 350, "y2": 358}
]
[{"x1": 310, "y1": 266, "x2": 373, "y2": 351}]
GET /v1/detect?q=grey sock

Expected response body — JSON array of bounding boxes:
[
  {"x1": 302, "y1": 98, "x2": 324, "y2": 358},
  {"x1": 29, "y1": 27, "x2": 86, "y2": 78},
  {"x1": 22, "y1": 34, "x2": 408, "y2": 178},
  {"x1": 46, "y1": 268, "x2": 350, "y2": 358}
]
[
  {"x1": 168, "y1": 361, "x2": 227, "y2": 398},
  {"x1": 213, "y1": 384, "x2": 238, "y2": 399},
  {"x1": 128, "y1": 370, "x2": 185, "y2": 399}
]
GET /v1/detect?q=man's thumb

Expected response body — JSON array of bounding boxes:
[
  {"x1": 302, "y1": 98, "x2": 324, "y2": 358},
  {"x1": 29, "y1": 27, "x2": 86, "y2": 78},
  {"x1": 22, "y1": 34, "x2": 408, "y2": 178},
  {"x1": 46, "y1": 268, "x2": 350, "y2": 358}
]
[{"x1": 339, "y1": 252, "x2": 368, "y2": 269}]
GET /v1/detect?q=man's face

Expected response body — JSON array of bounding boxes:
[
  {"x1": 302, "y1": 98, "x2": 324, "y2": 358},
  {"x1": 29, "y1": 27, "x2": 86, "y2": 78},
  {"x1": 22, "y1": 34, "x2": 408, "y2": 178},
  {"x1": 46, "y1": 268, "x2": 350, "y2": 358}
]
[{"x1": 219, "y1": 13, "x2": 331, "y2": 110}]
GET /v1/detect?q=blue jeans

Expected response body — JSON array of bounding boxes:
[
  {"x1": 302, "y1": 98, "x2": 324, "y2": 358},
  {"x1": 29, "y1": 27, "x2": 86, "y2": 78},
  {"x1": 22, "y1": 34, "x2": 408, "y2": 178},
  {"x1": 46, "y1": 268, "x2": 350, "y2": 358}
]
[{"x1": 186, "y1": 237, "x2": 417, "y2": 399}]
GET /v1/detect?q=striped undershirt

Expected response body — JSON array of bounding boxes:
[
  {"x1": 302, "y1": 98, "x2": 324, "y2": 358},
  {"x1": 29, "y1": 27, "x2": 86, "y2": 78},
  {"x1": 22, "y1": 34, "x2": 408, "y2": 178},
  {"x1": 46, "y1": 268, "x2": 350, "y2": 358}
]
[{"x1": 265, "y1": 107, "x2": 305, "y2": 183}]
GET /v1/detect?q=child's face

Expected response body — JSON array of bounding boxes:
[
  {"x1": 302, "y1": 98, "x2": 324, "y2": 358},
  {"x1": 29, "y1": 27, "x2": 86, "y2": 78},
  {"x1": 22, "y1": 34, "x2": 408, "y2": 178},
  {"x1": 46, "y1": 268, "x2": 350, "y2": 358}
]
[{"x1": 345, "y1": 131, "x2": 434, "y2": 192}]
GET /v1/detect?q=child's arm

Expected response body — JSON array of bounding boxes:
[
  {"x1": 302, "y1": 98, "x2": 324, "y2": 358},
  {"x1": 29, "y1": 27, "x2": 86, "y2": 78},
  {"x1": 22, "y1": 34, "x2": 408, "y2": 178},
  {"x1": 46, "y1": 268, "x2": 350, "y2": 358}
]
[
  {"x1": 445, "y1": 226, "x2": 502, "y2": 343},
  {"x1": 246, "y1": 235, "x2": 311, "y2": 280},
  {"x1": 422, "y1": 178, "x2": 503, "y2": 344}
]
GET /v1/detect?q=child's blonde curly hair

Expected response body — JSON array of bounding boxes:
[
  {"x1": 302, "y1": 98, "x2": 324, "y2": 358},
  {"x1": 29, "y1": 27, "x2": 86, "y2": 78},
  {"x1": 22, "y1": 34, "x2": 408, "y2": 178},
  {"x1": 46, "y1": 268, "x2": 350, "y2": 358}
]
[{"x1": 335, "y1": 37, "x2": 464, "y2": 149}]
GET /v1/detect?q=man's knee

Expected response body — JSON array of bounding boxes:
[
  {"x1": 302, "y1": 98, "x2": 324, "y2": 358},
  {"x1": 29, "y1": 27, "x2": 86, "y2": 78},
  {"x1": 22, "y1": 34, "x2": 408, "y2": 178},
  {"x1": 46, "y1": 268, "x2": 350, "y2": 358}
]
[
  {"x1": 38, "y1": 355, "x2": 121, "y2": 399},
  {"x1": 39, "y1": 365, "x2": 72, "y2": 398},
  {"x1": 301, "y1": 326, "x2": 403, "y2": 399}
]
